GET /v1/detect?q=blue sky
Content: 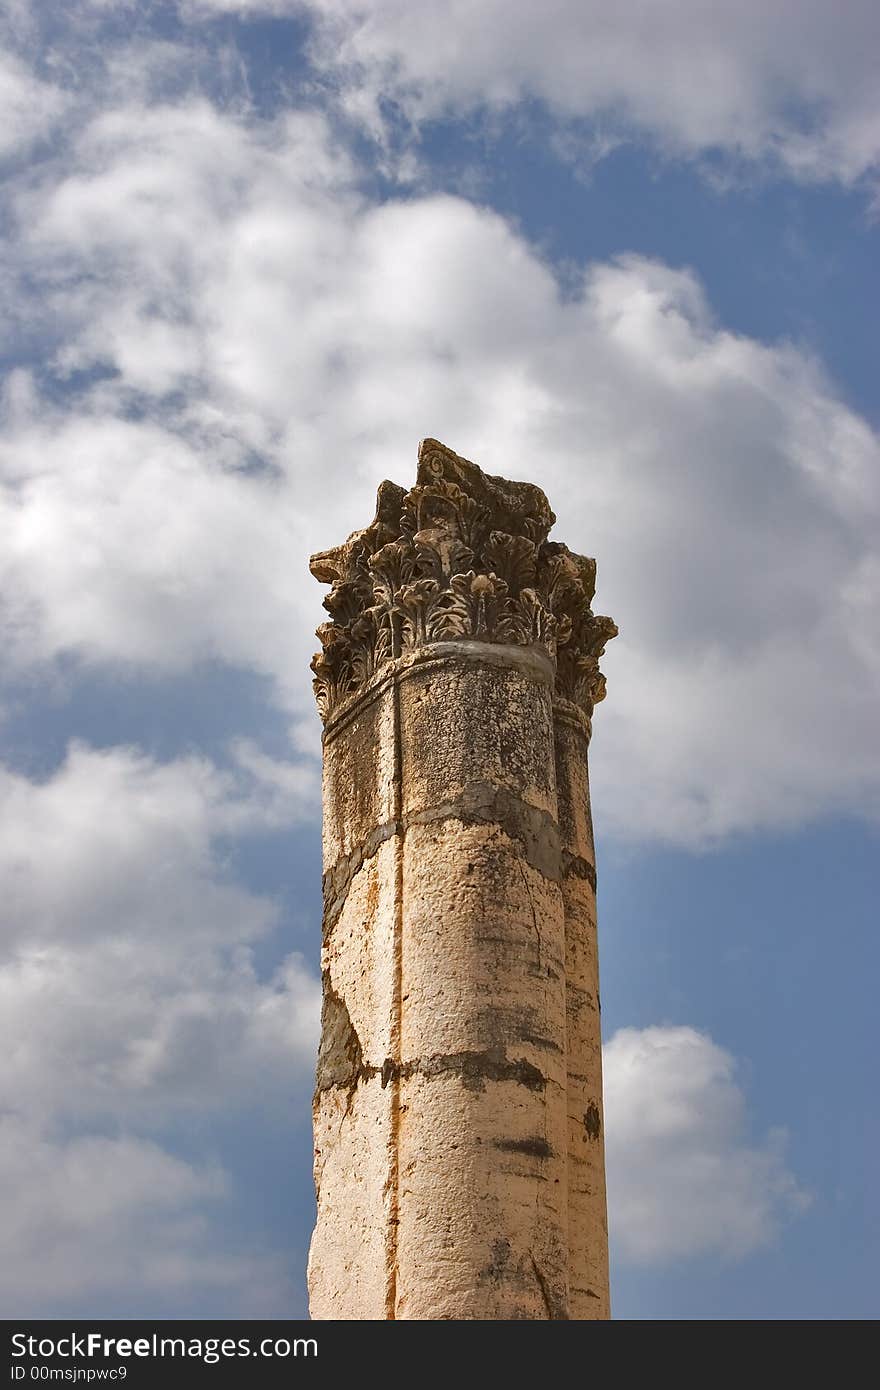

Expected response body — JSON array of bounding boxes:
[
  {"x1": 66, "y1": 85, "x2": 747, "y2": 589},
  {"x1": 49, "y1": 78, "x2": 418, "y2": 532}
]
[{"x1": 0, "y1": 0, "x2": 877, "y2": 1320}]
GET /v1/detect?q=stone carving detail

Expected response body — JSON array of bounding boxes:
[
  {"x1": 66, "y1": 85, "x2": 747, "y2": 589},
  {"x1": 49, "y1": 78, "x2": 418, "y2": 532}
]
[{"x1": 310, "y1": 439, "x2": 617, "y2": 719}]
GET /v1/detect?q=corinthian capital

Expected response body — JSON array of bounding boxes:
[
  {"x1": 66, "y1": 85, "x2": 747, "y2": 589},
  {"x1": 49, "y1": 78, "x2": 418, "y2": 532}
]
[{"x1": 310, "y1": 439, "x2": 616, "y2": 720}]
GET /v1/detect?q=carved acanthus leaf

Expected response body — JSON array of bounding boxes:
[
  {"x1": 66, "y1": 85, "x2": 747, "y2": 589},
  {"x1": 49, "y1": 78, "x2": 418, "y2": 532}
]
[
  {"x1": 496, "y1": 586, "x2": 560, "y2": 654},
  {"x1": 483, "y1": 531, "x2": 537, "y2": 594},
  {"x1": 368, "y1": 540, "x2": 417, "y2": 597},
  {"x1": 397, "y1": 577, "x2": 443, "y2": 648},
  {"x1": 310, "y1": 439, "x2": 616, "y2": 719},
  {"x1": 412, "y1": 529, "x2": 473, "y2": 581},
  {"x1": 430, "y1": 571, "x2": 510, "y2": 642}
]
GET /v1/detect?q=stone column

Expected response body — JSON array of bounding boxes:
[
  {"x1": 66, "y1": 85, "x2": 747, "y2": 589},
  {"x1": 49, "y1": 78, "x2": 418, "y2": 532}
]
[{"x1": 307, "y1": 439, "x2": 616, "y2": 1320}]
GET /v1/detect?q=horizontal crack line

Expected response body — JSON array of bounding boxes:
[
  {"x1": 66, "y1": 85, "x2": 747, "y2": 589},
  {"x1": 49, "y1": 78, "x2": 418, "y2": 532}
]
[
  {"x1": 316, "y1": 1046, "x2": 548, "y2": 1097},
  {"x1": 323, "y1": 784, "x2": 595, "y2": 936}
]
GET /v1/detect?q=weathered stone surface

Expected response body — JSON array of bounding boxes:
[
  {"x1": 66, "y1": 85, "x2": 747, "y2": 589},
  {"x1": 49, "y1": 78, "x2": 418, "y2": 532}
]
[
  {"x1": 399, "y1": 819, "x2": 566, "y2": 1072},
  {"x1": 307, "y1": 439, "x2": 615, "y2": 1320},
  {"x1": 321, "y1": 835, "x2": 398, "y2": 1068},
  {"x1": 395, "y1": 1070, "x2": 569, "y2": 1319},
  {"x1": 397, "y1": 646, "x2": 559, "y2": 819},
  {"x1": 320, "y1": 684, "x2": 397, "y2": 871},
  {"x1": 310, "y1": 437, "x2": 616, "y2": 722},
  {"x1": 555, "y1": 711, "x2": 609, "y2": 1320},
  {"x1": 308, "y1": 1077, "x2": 395, "y2": 1320}
]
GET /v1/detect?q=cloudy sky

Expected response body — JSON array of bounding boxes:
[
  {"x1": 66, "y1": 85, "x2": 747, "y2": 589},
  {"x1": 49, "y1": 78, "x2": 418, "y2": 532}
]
[{"x1": 1, "y1": 0, "x2": 877, "y2": 1320}]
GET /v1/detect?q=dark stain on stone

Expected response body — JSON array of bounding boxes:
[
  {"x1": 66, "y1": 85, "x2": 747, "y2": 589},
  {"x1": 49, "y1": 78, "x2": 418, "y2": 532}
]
[
  {"x1": 483, "y1": 1238, "x2": 511, "y2": 1282},
  {"x1": 521, "y1": 1032, "x2": 562, "y2": 1053},
  {"x1": 471, "y1": 1006, "x2": 563, "y2": 1057},
  {"x1": 560, "y1": 849, "x2": 597, "y2": 890},
  {"x1": 495, "y1": 1136, "x2": 555, "y2": 1159},
  {"x1": 407, "y1": 1047, "x2": 546, "y2": 1093},
  {"x1": 319, "y1": 1045, "x2": 548, "y2": 1097},
  {"x1": 584, "y1": 1102, "x2": 601, "y2": 1141},
  {"x1": 473, "y1": 1004, "x2": 522, "y2": 1052},
  {"x1": 314, "y1": 980, "x2": 363, "y2": 1097}
]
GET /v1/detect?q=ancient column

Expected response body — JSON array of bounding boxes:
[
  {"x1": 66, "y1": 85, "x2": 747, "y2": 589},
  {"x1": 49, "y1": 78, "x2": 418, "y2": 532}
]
[{"x1": 307, "y1": 439, "x2": 616, "y2": 1320}]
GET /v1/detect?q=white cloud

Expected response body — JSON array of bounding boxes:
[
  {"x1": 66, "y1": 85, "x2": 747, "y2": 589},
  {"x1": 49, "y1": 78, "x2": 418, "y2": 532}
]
[
  {"x1": 0, "y1": 740, "x2": 320, "y2": 1312},
  {"x1": 604, "y1": 1026, "x2": 810, "y2": 1264},
  {"x1": 0, "y1": 1117, "x2": 294, "y2": 1315},
  {"x1": 0, "y1": 4, "x2": 853, "y2": 1318},
  {"x1": 1, "y1": 96, "x2": 877, "y2": 844},
  {"x1": 6, "y1": 1, "x2": 880, "y2": 188},
  {"x1": 0, "y1": 743, "x2": 320, "y2": 1121},
  {"x1": 295, "y1": 0, "x2": 880, "y2": 187},
  {"x1": 0, "y1": 741, "x2": 809, "y2": 1298},
  {"x1": 0, "y1": 50, "x2": 68, "y2": 159}
]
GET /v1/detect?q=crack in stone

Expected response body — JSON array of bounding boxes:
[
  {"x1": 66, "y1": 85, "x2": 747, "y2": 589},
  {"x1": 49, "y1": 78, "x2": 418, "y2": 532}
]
[
  {"x1": 521, "y1": 1032, "x2": 562, "y2": 1053},
  {"x1": 517, "y1": 857, "x2": 543, "y2": 977},
  {"x1": 404, "y1": 784, "x2": 562, "y2": 885},
  {"x1": 495, "y1": 1136, "x2": 555, "y2": 1159},
  {"x1": 315, "y1": 1046, "x2": 548, "y2": 1097},
  {"x1": 322, "y1": 819, "x2": 401, "y2": 937},
  {"x1": 530, "y1": 1255, "x2": 570, "y2": 1321},
  {"x1": 323, "y1": 782, "x2": 572, "y2": 940}
]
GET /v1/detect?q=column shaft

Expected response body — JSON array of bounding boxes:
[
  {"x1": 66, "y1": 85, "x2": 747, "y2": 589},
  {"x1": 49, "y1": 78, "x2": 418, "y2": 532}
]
[
  {"x1": 306, "y1": 438, "x2": 616, "y2": 1320},
  {"x1": 309, "y1": 644, "x2": 571, "y2": 1318},
  {"x1": 395, "y1": 644, "x2": 568, "y2": 1319},
  {"x1": 555, "y1": 702, "x2": 610, "y2": 1318}
]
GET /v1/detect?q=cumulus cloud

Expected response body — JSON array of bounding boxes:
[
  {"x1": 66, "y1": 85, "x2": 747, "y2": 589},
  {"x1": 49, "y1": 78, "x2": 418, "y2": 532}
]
[
  {"x1": 0, "y1": 0, "x2": 849, "y2": 1318},
  {"x1": 604, "y1": 1026, "x2": 810, "y2": 1264},
  {"x1": 10, "y1": 2, "x2": 880, "y2": 188},
  {"x1": 1, "y1": 95, "x2": 877, "y2": 844},
  {"x1": 0, "y1": 742, "x2": 320, "y2": 1120},
  {"x1": 0, "y1": 50, "x2": 69, "y2": 160},
  {"x1": 0, "y1": 1117, "x2": 294, "y2": 1315},
  {"x1": 0, "y1": 739, "x2": 320, "y2": 1312},
  {"x1": 302, "y1": 0, "x2": 880, "y2": 187}
]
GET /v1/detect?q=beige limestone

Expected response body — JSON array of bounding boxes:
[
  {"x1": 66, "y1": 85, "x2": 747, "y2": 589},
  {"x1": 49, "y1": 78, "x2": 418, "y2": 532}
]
[
  {"x1": 307, "y1": 438, "x2": 616, "y2": 1320},
  {"x1": 555, "y1": 704, "x2": 609, "y2": 1318}
]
